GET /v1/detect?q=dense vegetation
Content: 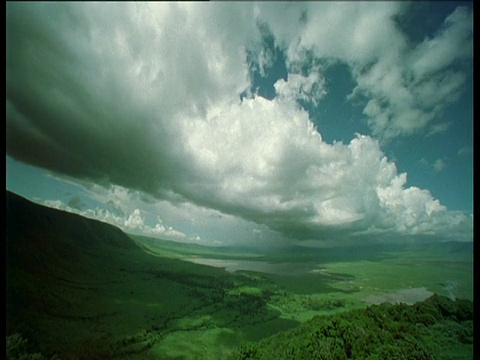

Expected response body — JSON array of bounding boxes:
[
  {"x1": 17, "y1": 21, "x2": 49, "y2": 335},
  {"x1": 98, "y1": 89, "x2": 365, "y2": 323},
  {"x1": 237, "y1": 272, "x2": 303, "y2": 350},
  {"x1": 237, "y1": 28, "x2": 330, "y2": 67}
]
[{"x1": 230, "y1": 294, "x2": 473, "y2": 360}]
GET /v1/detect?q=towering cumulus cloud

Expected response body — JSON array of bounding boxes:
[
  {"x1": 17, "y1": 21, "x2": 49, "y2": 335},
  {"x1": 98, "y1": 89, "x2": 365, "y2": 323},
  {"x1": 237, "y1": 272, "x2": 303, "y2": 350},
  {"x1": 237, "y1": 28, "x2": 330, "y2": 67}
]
[
  {"x1": 6, "y1": 2, "x2": 472, "y2": 243},
  {"x1": 179, "y1": 96, "x2": 470, "y2": 240}
]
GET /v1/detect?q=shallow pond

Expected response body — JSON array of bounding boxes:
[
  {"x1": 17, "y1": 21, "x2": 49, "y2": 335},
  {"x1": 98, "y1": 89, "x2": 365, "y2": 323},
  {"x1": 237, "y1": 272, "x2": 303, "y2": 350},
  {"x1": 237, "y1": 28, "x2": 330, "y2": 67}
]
[{"x1": 363, "y1": 287, "x2": 433, "y2": 305}]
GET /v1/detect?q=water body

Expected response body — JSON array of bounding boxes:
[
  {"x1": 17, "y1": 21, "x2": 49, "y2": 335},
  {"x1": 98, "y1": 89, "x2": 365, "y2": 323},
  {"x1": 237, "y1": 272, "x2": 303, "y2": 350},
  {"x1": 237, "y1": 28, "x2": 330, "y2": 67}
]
[
  {"x1": 184, "y1": 258, "x2": 322, "y2": 276},
  {"x1": 364, "y1": 287, "x2": 433, "y2": 305}
]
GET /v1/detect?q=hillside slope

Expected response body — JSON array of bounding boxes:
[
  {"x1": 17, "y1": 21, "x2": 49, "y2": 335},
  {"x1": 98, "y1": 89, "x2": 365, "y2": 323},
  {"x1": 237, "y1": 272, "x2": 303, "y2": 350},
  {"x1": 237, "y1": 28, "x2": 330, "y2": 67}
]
[
  {"x1": 6, "y1": 191, "x2": 140, "y2": 310},
  {"x1": 5, "y1": 191, "x2": 243, "y2": 358}
]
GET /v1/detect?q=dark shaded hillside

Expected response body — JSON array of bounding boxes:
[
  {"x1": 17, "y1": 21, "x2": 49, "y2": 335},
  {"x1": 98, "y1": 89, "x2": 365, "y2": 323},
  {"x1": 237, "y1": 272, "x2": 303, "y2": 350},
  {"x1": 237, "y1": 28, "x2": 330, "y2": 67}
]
[
  {"x1": 6, "y1": 191, "x2": 143, "y2": 349},
  {"x1": 6, "y1": 191, "x2": 139, "y2": 259},
  {"x1": 6, "y1": 193, "x2": 139, "y2": 316}
]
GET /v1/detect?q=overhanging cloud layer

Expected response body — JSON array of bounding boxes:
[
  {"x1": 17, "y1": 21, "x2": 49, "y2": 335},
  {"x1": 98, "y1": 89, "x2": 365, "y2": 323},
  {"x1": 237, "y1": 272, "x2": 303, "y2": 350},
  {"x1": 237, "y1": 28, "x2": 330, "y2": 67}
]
[{"x1": 6, "y1": 2, "x2": 473, "y2": 242}]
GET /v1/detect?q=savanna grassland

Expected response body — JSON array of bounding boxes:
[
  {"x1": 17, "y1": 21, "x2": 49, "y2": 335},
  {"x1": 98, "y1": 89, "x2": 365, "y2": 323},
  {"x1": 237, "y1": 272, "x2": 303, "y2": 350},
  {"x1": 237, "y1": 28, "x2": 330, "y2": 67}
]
[{"x1": 6, "y1": 192, "x2": 473, "y2": 359}]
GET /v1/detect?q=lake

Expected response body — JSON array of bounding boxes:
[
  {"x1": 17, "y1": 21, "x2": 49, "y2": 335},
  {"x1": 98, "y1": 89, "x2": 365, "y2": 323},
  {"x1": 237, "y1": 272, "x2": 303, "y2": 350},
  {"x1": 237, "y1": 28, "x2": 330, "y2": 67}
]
[{"x1": 183, "y1": 257, "x2": 323, "y2": 276}]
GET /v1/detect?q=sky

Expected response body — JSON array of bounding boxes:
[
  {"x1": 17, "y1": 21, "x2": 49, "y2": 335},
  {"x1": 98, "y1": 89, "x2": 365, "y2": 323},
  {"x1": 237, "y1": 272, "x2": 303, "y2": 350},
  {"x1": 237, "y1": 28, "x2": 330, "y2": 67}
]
[{"x1": 6, "y1": 2, "x2": 473, "y2": 247}]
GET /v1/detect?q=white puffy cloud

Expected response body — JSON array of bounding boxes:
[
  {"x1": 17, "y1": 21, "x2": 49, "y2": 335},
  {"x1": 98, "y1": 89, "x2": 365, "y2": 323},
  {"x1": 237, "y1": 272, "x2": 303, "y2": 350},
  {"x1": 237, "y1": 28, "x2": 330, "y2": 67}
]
[
  {"x1": 124, "y1": 209, "x2": 145, "y2": 230},
  {"x1": 86, "y1": 208, "x2": 125, "y2": 228},
  {"x1": 43, "y1": 199, "x2": 125, "y2": 228},
  {"x1": 7, "y1": 3, "x2": 472, "y2": 244},
  {"x1": 256, "y1": 2, "x2": 472, "y2": 140},
  {"x1": 41, "y1": 197, "x2": 187, "y2": 241},
  {"x1": 176, "y1": 93, "x2": 471, "y2": 240},
  {"x1": 144, "y1": 216, "x2": 187, "y2": 241},
  {"x1": 274, "y1": 71, "x2": 327, "y2": 106},
  {"x1": 114, "y1": 207, "x2": 188, "y2": 241}
]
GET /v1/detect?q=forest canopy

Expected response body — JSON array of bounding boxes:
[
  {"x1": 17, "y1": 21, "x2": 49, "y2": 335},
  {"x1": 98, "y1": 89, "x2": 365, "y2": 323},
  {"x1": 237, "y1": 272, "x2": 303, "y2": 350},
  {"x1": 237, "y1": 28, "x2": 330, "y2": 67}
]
[{"x1": 229, "y1": 294, "x2": 473, "y2": 360}]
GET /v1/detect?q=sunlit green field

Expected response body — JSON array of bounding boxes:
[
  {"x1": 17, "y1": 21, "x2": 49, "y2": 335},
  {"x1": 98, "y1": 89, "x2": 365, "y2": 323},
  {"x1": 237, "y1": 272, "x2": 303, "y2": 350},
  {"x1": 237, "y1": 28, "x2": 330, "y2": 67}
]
[
  {"x1": 7, "y1": 199, "x2": 473, "y2": 360},
  {"x1": 96, "y1": 235, "x2": 471, "y2": 359}
]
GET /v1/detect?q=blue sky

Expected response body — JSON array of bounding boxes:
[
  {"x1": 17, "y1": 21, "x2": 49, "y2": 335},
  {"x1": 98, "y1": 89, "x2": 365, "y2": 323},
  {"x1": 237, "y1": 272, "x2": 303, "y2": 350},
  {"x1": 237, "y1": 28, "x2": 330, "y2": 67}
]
[{"x1": 6, "y1": 2, "x2": 473, "y2": 246}]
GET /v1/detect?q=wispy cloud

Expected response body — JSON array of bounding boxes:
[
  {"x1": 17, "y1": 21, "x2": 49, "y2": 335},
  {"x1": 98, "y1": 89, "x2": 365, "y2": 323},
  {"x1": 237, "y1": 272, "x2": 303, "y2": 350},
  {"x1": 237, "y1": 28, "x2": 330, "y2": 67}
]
[
  {"x1": 433, "y1": 158, "x2": 447, "y2": 173},
  {"x1": 419, "y1": 157, "x2": 448, "y2": 174},
  {"x1": 426, "y1": 122, "x2": 452, "y2": 137},
  {"x1": 257, "y1": 3, "x2": 472, "y2": 141},
  {"x1": 457, "y1": 146, "x2": 472, "y2": 157}
]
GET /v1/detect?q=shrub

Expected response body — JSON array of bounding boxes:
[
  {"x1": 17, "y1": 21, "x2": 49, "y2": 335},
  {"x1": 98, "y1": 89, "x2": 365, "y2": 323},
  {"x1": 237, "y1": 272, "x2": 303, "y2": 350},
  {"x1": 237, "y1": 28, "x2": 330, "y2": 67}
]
[{"x1": 6, "y1": 333, "x2": 47, "y2": 360}]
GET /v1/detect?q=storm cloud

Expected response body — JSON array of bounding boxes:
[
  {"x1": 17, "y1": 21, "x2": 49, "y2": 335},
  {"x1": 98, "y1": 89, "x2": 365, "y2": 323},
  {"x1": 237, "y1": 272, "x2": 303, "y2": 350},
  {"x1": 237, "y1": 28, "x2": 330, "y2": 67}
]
[{"x1": 6, "y1": 2, "x2": 473, "y2": 242}]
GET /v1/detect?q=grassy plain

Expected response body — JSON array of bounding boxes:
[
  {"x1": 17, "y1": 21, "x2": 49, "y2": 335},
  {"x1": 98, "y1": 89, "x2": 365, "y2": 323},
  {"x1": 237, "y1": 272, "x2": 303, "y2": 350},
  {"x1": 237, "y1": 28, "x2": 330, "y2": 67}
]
[
  {"x1": 125, "y1": 235, "x2": 473, "y2": 357},
  {"x1": 6, "y1": 192, "x2": 473, "y2": 359}
]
